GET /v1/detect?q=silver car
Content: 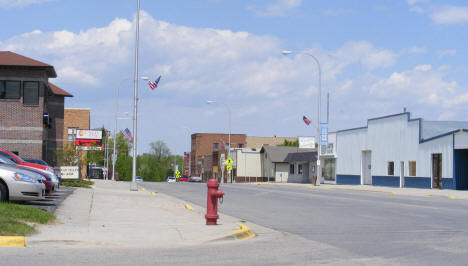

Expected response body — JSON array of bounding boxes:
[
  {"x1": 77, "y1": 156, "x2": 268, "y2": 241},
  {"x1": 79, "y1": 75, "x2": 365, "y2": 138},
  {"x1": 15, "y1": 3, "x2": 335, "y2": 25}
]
[{"x1": 0, "y1": 164, "x2": 45, "y2": 201}]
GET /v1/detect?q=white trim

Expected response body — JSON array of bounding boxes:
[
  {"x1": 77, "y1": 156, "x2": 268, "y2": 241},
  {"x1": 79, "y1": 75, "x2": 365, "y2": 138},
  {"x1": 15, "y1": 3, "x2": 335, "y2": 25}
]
[
  {"x1": 0, "y1": 127, "x2": 43, "y2": 131},
  {"x1": 0, "y1": 139, "x2": 42, "y2": 144}
]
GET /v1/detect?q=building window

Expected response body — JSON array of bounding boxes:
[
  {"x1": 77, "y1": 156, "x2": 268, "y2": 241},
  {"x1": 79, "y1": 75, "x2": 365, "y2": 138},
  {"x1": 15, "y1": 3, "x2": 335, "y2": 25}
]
[
  {"x1": 327, "y1": 143, "x2": 334, "y2": 154},
  {"x1": 298, "y1": 164, "x2": 303, "y2": 174},
  {"x1": 213, "y1": 143, "x2": 219, "y2": 151},
  {"x1": 0, "y1": 80, "x2": 21, "y2": 99},
  {"x1": 388, "y1": 161, "x2": 394, "y2": 176},
  {"x1": 409, "y1": 161, "x2": 416, "y2": 176},
  {"x1": 67, "y1": 128, "x2": 77, "y2": 141},
  {"x1": 238, "y1": 144, "x2": 243, "y2": 148},
  {"x1": 23, "y1": 81, "x2": 39, "y2": 105},
  {"x1": 290, "y1": 164, "x2": 295, "y2": 174}
]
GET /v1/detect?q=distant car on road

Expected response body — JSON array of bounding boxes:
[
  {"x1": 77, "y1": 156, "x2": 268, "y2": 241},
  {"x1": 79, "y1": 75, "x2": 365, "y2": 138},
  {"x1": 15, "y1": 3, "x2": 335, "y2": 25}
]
[
  {"x1": 189, "y1": 175, "x2": 202, "y2": 182},
  {"x1": 167, "y1": 176, "x2": 176, "y2": 183},
  {"x1": 136, "y1": 176, "x2": 143, "y2": 182},
  {"x1": 179, "y1": 175, "x2": 188, "y2": 182}
]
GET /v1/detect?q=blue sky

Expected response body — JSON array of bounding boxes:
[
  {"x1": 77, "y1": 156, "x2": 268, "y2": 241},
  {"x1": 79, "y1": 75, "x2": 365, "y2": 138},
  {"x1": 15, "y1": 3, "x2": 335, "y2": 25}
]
[{"x1": 1, "y1": 0, "x2": 467, "y2": 155}]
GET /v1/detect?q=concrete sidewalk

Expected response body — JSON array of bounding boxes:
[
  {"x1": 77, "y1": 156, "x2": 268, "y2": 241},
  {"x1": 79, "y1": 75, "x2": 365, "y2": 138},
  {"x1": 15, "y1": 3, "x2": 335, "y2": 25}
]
[
  {"x1": 28, "y1": 180, "x2": 259, "y2": 248},
  {"x1": 260, "y1": 182, "x2": 468, "y2": 199}
]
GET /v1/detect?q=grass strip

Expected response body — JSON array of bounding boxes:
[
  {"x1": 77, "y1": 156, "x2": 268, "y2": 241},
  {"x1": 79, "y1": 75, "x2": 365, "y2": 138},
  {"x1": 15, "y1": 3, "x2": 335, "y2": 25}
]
[
  {"x1": 61, "y1": 179, "x2": 94, "y2": 188},
  {"x1": 0, "y1": 203, "x2": 55, "y2": 236}
]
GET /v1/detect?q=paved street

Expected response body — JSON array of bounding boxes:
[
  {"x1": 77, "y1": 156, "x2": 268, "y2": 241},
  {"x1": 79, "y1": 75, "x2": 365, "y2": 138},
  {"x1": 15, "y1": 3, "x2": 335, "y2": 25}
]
[{"x1": 141, "y1": 182, "x2": 468, "y2": 265}]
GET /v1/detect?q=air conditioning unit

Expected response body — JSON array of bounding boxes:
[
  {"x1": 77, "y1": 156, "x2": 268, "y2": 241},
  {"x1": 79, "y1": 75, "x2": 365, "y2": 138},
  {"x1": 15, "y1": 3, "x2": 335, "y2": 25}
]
[{"x1": 43, "y1": 113, "x2": 52, "y2": 127}]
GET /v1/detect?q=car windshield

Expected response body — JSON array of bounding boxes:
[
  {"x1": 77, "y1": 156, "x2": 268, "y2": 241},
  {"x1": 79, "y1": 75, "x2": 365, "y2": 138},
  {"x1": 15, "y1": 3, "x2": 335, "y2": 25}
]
[{"x1": 0, "y1": 154, "x2": 16, "y2": 164}]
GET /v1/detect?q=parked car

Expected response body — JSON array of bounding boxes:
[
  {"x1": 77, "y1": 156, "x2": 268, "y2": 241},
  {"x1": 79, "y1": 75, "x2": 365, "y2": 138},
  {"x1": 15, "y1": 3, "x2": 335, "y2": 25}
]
[
  {"x1": 0, "y1": 148, "x2": 56, "y2": 175},
  {"x1": 0, "y1": 162, "x2": 46, "y2": 202},
  {"x1": 0, "y1": 155, "x2": 56, "y2": 195},
  {"x1": 136, "y1": 176, "x2": 143, "y2": 182},
  {"x1": 167, "y1": 176, "x2": 176, "y2": 183},
  {"x1": 179, "y1": 175, "x2": 188, "y2": 182},
  {"x1": 189, "y1": 175, "x2": 202, "y2": 182},
  {"x1": 23, "y1": 158, "x2": 49, "y2": 166}
]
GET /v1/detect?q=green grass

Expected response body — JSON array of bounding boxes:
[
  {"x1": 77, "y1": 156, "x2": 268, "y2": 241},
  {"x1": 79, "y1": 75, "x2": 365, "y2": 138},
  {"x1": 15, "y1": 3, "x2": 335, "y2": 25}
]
[
  {"x1": 0, "y1": 203, "x2": 55, "y2": 236},
  {"x1": 61, "y1": 179, "x2": 94, "y2": 188}
]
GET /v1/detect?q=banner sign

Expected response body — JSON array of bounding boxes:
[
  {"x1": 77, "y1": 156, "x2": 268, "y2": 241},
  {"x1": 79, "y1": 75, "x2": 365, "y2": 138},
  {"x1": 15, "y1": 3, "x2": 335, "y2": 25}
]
[
  {"x1": 59, "y1": 166, "x2": 79, "y2": 179},
  {"x1": 320, "y1": 123, "x2": 328, "y2": 146}
]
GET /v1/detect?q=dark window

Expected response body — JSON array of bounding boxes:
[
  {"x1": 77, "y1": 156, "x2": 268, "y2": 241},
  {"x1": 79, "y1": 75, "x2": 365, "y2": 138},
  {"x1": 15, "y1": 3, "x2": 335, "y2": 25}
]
[
  {"x1": 0, "y1": 81, "x2": 21, "y2": 99},
  {"x1": 409, "y1": 161, "x2": 416, "y2": 176},
  {"x1": 213, "y1": 143, "x2": 219, "y2": 151},
  {"x1": 388, "y1": 161, "x2": 394, "y2": 175},
  {"x1": 0, "y1": 151, "x2": 19, "y2": 163},
  {"x1": 290, "y1": 164, "x2": 295, "y2": 174},
  {"x1": 23, "y1": 81, "x2": 39, "y2": 105},
  {"x1": 238, "y1": 144, "x2": 243, "y2": 148},
  {"x1": 298, "y1": 164, "x2": 303, "y2": 174}
]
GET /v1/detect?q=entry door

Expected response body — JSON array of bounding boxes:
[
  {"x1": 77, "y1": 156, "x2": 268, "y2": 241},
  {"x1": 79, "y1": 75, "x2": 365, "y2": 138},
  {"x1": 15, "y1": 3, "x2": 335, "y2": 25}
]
[
  {"x1": 361, "y1": 151, "x2": 372, "y2": 185},
  {"x1": 432, "y1": 154, "x2": 442, "y2": 189}
]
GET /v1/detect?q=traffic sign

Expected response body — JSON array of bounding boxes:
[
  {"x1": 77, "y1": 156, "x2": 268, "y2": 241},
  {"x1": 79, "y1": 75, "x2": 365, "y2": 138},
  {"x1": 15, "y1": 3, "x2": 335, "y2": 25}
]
[
  {"x1": 226, "y1": 157, "x2": 233, "y2": 165},
  {"x1": 226, "y1": 165, "x2": 233, "y2": 171},
  {"x1": 175, "y1": 170, "x2": 181, "y2": 178}
]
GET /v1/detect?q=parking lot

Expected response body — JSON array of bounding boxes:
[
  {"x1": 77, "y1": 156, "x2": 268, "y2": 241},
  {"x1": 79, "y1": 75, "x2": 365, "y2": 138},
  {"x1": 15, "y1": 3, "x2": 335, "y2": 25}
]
[{"x1": 18, "y1": 186, "x2": 75, "y2": 213}]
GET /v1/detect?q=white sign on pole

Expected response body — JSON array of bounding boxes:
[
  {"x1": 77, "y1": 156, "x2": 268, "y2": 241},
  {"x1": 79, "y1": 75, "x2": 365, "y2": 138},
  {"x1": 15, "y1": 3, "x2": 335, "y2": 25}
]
[
  {"x1": 299, "y1": 136, "x2": 315, "y2": 148},
  {"x1": 76, "y1": 130, "x2": 102, "y2": 140}
]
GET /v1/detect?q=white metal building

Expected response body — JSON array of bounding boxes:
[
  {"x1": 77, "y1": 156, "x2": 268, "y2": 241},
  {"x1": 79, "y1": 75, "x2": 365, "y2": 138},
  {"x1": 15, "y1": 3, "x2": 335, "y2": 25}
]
[{"x1": 336, "y1": 113, "x2": 468, "y2": 190}]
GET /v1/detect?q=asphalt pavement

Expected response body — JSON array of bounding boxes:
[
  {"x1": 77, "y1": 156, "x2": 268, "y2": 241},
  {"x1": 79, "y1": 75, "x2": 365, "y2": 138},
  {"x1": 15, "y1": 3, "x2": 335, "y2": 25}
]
[
  {"x1": 18, "y1": 186, "x2": 74, "y2": 213},
  {"x1": 140, "y1": 181, "x2": 468, "y2": 265}
]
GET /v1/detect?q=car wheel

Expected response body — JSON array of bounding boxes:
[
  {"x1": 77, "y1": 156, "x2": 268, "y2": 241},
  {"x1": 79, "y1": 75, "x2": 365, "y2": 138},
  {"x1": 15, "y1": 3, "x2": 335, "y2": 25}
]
[{"x1": 0, "y1": 182, "x2": 7, "y2": 202}]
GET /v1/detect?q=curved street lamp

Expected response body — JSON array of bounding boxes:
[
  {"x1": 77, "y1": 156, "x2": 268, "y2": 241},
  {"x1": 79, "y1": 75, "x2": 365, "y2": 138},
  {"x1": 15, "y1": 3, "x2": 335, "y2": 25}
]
[{"x1": 282, "y1": 50, "x2": 322, "y2": 186}]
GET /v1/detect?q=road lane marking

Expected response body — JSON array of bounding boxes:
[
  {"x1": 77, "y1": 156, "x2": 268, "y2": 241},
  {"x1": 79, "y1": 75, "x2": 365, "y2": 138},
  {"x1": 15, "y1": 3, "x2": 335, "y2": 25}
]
[
  {"x1": 0, "y1": 236, "x2": 26, "y2": 247},
  {"x1": 391, "y1": 192, "x2": 397, "y2": 195},
  {"x1": 185, "y1": 204, "x2": 193, "y2": 211},
  {"x1": 232, "y1": 223, "x2": 255, "y2": 240},
  {"x1": 151, "y1": 192, "x2": 157, "y2": 196},
  {"x1": 448, "y1": 195, "x2": 456, "y2": 199},
  {"x1": 140, "y1": 188, "x2": 146, "y2": 191}
]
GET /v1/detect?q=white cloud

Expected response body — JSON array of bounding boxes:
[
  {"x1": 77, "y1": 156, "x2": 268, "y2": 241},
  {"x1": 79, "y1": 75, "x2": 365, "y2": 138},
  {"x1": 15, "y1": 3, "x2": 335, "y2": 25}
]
[
  {"x1": 321, "y1": 9, "x2": 352, "y2": 16},
  {"x1": 431, "y1": 5, "x2": 468, "y2": 25},
  {"x1": 248, "y1": 0, "x2": 303, "y2": 17},
  {"x1": 0, "y1": 0, "x2": 55, "y2": 8},
  {"x1": 437, "y1": 49, "x2": 456, "y2": 57},
  {"x1": 407, "y1": 0, "x2": 428, "y2": 5},
  {"x1": 367, "y1": 64, "x2": 460, "y2": 107}
]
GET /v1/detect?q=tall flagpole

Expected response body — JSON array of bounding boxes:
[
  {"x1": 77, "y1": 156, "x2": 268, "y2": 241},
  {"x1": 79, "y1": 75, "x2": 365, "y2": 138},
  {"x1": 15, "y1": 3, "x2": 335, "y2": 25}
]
[{"x1": 130, "y1": 0, "x2": 140, "y2": 191}]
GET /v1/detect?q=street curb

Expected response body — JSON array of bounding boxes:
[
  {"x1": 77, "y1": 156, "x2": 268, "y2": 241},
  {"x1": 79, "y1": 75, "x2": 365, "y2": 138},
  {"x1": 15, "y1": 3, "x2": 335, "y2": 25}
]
[
  {"x1": 0, "y1": 236, "x2": 26, "y2": 247},
  {"x1": 231, "y1": 223, "x2": 255, "y2": 240}
]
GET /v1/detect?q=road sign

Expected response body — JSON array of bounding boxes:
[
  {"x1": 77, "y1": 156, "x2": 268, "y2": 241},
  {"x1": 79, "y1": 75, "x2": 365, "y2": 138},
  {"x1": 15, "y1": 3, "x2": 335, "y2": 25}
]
[
  {"x1": 175, "y1": 170, "x2": 181, "y2": 178},
  {"x1": 226, "y1": 165, "x2": 232, "y2": 171},
  {"x1": 226, "y1": 157, "x2": 233, "y2": 165},
  {"x1": 320, "y1": 123, "x2": 328, "y2": 146}
]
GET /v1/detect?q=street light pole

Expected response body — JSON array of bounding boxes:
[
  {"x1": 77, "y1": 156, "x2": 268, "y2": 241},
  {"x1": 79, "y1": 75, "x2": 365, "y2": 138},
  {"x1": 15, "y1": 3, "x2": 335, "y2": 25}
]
[
  {"x1": 113, "y1": 78, "x2": 130, "y2": 181},
  {"x1": 206, "y1": 100, "x2": 232, "y2": 183},
  {"x1": 282, "y1": 50, "x2": 321, "y2": 186},
  {"x1": 131, "y1": 0, "x2": 141, "y2": 191}
]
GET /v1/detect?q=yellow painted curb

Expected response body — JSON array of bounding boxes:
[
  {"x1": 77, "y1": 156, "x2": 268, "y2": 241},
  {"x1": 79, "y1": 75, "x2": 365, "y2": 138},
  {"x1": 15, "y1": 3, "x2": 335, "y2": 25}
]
[
  {"x1": 0, "y1": 236, "x2": 26, "y2": 247},
  {"x1": 448, "y1": 195, "x2": 456, "y2": 199},
  {"x1": 424, "y1": 194, "x2": 431, "y2": 197},
  {"x1": 307, "y1": 185, "x2": 314, "y2": 189},
  {"x1": 232, "y1": 223, "x2": 255, "y2": 240},
  {"x1": 391, "y1": 192, "x2": 397, "y2": 195},
  {"x1": 151, "y1": 192, "x2": 157, "y2": 196},
  {"x1": 185, "y1": 204, "x2": 193, "y2": 211},
  {"x1": 326, "y1": 187, "x2": 333, "y2": 190},
  {"x1": 140, "y1": 188, "x2": 146, "y2": 191}
]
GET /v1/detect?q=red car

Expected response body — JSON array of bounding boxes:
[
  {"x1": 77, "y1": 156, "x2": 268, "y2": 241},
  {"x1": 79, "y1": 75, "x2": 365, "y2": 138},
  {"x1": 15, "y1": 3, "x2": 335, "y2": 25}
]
[
  {"x1": 179, "y1": 175, "x2": 189, "y2": 182},
  {"x1": 0, "y1": 148, "x2": 56, "y2": 175}
]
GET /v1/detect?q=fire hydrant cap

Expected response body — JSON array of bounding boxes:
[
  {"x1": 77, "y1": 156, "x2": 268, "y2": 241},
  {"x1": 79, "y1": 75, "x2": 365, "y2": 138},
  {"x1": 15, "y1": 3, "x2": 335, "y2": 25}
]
[{"x1": 207, "y1": 178, "x2": 220, "y2": 188}]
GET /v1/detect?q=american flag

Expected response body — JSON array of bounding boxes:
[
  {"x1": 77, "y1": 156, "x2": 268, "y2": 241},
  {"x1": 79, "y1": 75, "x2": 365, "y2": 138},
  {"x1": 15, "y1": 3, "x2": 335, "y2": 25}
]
[
  {"x1": 122, "y1": 128, "x2": 133, "y2": 141},
  {"x1": 303, "y1": 116, "x2": 311, "y2": 126},
  {"x1": 148, "y1": 75, "x2": 161, "y2": 90}
]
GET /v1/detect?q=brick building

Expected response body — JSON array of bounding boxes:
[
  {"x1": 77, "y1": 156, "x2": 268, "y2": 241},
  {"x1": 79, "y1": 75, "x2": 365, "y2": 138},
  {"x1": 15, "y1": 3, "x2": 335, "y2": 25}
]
[
  {"x1": 190, "y1": 133, "x2": 246, "y2": 179},
  {"x1": 0, "y1": 51, "x2": 72, "y2": 165},
  {"x1": 63, "y1": 108, "x2": 90, "y2": 178}
]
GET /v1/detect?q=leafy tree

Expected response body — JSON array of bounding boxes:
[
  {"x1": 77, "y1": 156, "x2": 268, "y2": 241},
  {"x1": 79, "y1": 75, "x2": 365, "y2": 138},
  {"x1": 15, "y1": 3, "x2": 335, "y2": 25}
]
[
  {"x1": 56, "y1": 143, "x2": 81, "y2": 166},
  {"x1": 278, "y1": 139, "x2": 299, "y2": 147}
]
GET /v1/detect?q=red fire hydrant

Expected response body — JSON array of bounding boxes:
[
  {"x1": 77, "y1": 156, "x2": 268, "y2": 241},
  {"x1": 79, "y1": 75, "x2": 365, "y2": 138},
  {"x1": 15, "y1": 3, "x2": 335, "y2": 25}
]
[{"x1": 205, "y1": 178, "x2": 224, "y2": 225}]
